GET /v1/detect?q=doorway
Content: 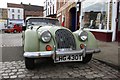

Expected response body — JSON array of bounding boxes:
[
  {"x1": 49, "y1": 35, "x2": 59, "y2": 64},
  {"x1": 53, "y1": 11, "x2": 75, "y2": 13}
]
[{"x1": 69, "y1": 7, "x2": 76, "y2": 32}]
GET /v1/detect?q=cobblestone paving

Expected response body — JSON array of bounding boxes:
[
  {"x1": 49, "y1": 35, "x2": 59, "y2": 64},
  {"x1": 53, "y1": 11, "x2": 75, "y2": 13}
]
[
  {"x1": 1, "y1": 59, "x2": 120, "y2": 79},
  {"x1": 0, "y1": 33, "x2": 22, "y2": 47}
]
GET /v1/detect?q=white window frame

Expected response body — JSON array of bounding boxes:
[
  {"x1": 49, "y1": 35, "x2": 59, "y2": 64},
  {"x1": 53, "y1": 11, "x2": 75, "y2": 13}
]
[{"x1": 80, "y1": 1, "x2": 113, "y2": 33}]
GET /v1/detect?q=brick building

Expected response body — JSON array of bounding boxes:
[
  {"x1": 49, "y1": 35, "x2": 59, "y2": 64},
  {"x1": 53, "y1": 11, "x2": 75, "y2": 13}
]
[
  {"x1": 0, "y1": 8, "x2": 8, "y2": 30},
  {"x1": 23, "y1": 4, "x2": 43, "y2": 19},
  {"x1": 56, "y1": 0, "x2": 81, "y2": 32},
  {"x1": 2, "y1": 8, "x2": 8, "y2": 20},
  {"x1": 57, "y1": 0, "x2": 119, "y2": 42},
  {"x1": 7, "y1": 3, "x2": 44, "y2": 19}
]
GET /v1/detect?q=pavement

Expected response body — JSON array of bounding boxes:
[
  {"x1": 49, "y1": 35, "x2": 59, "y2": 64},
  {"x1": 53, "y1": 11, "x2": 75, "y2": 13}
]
[{"x1": 93, "y1": 40, "x2": 120, "y2": 69}]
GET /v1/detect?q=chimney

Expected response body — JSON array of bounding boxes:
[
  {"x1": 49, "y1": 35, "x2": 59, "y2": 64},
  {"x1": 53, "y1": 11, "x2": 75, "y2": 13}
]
[{"x1": 21, "y1": 2, "x2": 23, "y2": 4}]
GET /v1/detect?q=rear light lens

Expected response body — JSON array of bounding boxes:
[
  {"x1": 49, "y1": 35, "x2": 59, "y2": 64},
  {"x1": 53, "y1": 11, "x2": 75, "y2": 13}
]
[{"x1": 46, "y1": 45, "x2": 52, "y2": 51}]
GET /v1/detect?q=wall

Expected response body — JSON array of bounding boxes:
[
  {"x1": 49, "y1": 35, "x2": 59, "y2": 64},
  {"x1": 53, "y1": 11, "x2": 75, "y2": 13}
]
[
  {"x1": 2, "y1": 9, "x2": 8, "y2": 19},
  {"x1": 0, "y1": 9, "x2": 2, "y2": 19},
  {"x1": 44, "y1": 0, "x2": 57, "y2": 17},
  {"x1": 8, "y1": 7, "x2": 24, "y2": 20}
]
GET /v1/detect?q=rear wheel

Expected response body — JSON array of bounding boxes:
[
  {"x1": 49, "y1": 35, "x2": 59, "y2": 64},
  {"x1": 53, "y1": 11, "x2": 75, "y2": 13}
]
[
  {"x1": 25, "y1": 57, "x2": 35, "y2": 69},
  {"x1": 81, "y1": 54, "x2": 93, "y2": 64},
  {"x1": 13, "y1": 30, "x2": 17, "y2": 33}
]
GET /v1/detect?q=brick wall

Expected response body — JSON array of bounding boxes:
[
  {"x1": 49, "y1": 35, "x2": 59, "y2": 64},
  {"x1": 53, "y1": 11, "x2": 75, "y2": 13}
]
[
  {"x1": 7, "y1": 3, "x2": 43, "y2": 20},
  {"x1": 56, "y1": 1, "x2": 76, "y2": 29},
  {"x1": 2, "y1": 9, "x2": 8, "y2": 19},
  {"x1": 24, "y1": 11, "x2": 43, "y2": 19}
]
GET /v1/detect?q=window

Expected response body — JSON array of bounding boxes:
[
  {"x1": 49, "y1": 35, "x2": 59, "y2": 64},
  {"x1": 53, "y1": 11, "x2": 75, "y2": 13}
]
[
  {"x1": 58, "y1": 0, "x2": 60, "y2": 9},
  {"x1": 12, "y1": 9, "x2": 14, "y2": 12},
  {"x1": 48, "y1": 8, "x2": 49, "y2": 15},
  {"x1": 12, "y1": 14, "x2": 14, "y2": 19},
  {"x1": 18, "y1": 15, "x2": 20, "y2": 19},
  {"x1": 18, "y1": 10, "x2": 20, "y2": 13},
  {"x1": 50, "y1": 7, "x2": 51, "y2": 15},
  {"x1": 82, "y1": 2, "x2": 108, "y2": 30},
  {"x1": 48, "y1": 2, "x2": 49, "y2": 5},
  {"x1": 53, "y1": 5, "x2": 54, "y2": 14},
  {"x1": 64, "y1": 0, "x2": 66, "y2": 4}
]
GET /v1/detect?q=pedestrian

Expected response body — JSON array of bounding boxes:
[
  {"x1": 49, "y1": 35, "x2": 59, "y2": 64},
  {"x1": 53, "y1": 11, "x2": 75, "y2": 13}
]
[{"x1": 62, "y1": 21, "x2": 65, "y2": 27}]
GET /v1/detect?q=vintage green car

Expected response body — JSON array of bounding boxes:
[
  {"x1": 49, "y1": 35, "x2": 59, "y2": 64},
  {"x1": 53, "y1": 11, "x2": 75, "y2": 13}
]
[{"x1": 22, "y1": 17, "x2": 100, "y2": 69}]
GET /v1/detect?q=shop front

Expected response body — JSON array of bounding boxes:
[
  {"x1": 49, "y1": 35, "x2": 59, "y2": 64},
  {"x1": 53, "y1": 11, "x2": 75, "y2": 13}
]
[
  {"x1": 8, "y1": 19, "x2": 24, "y2": 27},
  {"x1": 80, "y1": 0, "x2": 118, "y2": 42}
]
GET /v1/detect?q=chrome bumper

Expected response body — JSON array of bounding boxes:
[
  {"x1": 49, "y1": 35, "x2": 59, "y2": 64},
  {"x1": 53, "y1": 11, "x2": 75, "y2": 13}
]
[{"x1": 23, "y1": 48, "x2": 101, "y2": 58}]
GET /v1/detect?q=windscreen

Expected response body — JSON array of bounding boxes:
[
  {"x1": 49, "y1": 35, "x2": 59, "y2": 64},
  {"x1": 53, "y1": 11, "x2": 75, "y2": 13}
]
[{"x1": 26, "y1": 18, "x2": 60, "y2": 26}]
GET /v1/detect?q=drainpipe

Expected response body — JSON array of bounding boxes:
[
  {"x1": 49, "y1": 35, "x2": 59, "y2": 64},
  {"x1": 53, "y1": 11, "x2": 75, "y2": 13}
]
[
  {"x1": 112, "y1": 0, "x2": 117, "y2": 41},
  {"x1": 76, "y1": 0, "x2": 81, "y2": 30}
]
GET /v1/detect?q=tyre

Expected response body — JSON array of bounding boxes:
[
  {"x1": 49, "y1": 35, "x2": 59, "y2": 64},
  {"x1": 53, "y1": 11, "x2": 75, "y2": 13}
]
[
  {"x1": 81, "y1": 54, "x2": 93, "y2": 64},
  {"x1": 25, "y1": 57, "x2": 35, "y2": 69},
  {"x1": 13, "y1": 30, "x2": 17, "y2": 33}
]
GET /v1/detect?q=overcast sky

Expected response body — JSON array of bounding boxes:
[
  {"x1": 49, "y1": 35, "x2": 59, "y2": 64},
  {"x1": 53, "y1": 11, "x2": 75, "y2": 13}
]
[{"x1": 0, "y1": 0, "x2": 45, "y2": 8}]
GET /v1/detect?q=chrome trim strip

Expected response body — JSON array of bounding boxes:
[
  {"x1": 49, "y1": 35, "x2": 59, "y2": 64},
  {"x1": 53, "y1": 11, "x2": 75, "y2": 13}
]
[{"x1": 23, "y1": 48, "x2": 101, "y2": 58}]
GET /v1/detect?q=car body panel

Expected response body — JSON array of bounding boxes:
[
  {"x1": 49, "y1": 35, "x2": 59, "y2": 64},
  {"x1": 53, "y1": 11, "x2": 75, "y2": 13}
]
[
  {"x1": 73, "y1": 30, "x2": 98, "y2": 49},
  {"x1": 5, "y1": 24, "x2": 22, "y2": 33},
  {"x1": 23, "y1": 17, "x2": 101, "y2": 68},
  {"x1": 24, "y1": 25, "x2": 98, "y2": 52},
  {"x1": 24, "y1": 29, "x2": 39, "y2": 52}
]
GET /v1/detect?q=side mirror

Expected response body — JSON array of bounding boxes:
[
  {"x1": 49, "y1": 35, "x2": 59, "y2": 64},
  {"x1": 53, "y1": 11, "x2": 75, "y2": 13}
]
[{"x1": 22, "y1": 26, "x2": 26, "y2": 31}]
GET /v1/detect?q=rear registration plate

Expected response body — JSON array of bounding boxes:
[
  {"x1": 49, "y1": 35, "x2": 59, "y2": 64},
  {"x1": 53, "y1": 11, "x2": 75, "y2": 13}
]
[{"x1": 55, "y1": 55, "x2": 82, "y2": 62}]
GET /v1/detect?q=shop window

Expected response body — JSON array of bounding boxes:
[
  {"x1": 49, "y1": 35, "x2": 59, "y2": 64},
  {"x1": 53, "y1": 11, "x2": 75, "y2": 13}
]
[{"x1": 82, "y1": 2, "x2": 108, "y2": 30}]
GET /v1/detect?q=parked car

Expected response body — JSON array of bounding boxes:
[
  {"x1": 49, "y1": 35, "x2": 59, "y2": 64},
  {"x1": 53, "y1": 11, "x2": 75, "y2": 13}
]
[
  {"x1": 5, "y1": 24, "x2": 22, "y2": 33},
  {"x1": 22, "y1": 17, "x2": 101, "y2": 69}
]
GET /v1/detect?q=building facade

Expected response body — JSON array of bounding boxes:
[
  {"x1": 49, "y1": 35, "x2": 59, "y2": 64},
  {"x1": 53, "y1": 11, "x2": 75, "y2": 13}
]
[
  {"x1": 80, "y1": 0, "x2": 118, "y2": 42},
  {"x1": 57, "y1": 0, "x2": 118, "y2": 42},
  {"x1": 7, "y1": 3, "x2": 24, "y2": 26},
  {"x1": 0, "y1": 8, "x2": 8, "y2": 30},
  {"x1": 23, "y1": 4, "x2": 43, "y2": 19},
  {"x1": 7, "y1": 3, "x2": 43, "y2": 26},
  {"x1": 56, "y1": 0, "x2": 80, "y2": 32},
  {"x1": 44, "y1": 0, "x2": 57, "y2": 18},
  {"x1": 2, "y1": 8, "x2": 8, "y2": 20}
]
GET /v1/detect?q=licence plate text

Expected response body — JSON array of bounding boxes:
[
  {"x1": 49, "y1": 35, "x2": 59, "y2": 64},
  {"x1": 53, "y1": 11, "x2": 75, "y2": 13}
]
[{"x1": 55, "y1": 55, "x2": 82, "y2": 62}]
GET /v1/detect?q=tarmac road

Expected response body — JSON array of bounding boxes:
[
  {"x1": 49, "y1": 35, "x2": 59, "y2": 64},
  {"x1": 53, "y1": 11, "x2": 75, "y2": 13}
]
[
  {"x1": 0, "y1": 33, "x2": 23, "y2": 62},
  {"x1": 1, "y1": 46, "x2": 24, "y2": 62}
]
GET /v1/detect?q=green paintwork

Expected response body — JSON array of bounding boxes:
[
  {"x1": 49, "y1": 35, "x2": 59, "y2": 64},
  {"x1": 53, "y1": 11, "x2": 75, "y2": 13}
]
[
  {"x1": 24, "y1": 29, "x2": 39, "y2": 52},
  {"x1": 23, "y1": 25, "x2": 98, "y2": 52},
  {"x1": 73, "y1": 30, "x2": 98, "y2": 49}
]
